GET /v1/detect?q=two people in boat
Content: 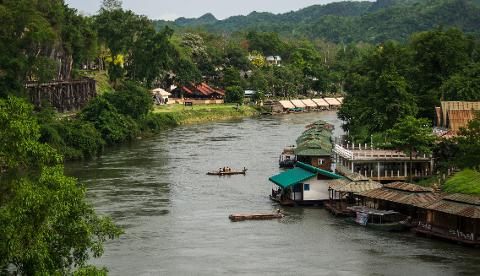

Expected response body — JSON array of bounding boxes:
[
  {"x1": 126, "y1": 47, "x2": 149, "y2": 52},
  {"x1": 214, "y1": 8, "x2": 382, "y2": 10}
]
[
  {"x1": 220, "y1": 167, "x2": 232, "y2": 173},
  {"x1": 219, "y1": 167, "x2": 247, "y2": 173}
]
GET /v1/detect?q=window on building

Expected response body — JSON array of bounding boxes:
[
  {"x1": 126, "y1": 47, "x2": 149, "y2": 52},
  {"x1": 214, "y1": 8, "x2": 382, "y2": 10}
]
[
  {"x1": 318, "y1": 158, "x2": 325, "y2": 165},
  {"x1": 304, "y1": 184, "x2": 310, "y2": 191}
]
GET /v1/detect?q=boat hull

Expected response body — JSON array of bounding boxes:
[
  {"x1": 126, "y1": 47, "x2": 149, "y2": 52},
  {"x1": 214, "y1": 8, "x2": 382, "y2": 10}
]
[
  {"x1": 346, "y1": 217, "x2": 410, "y2": 232},
  {"x1": 207, "y1": 171, "x2": 246, "y2": 176}
]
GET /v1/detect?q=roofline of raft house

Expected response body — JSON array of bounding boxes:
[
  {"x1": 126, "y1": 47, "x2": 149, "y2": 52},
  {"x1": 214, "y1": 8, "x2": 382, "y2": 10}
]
[{"x1": 269, "y1": 162, "x2": 343, "y2": 189}]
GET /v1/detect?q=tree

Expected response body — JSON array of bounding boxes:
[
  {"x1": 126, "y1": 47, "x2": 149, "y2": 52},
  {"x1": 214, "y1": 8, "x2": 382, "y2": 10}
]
[
  {"x1": 386, "y1": 116, "x2": 436, "y2": 182},
  {"x1": 410, "y1": 28, "x2": 475, "y2": 117},
  {"x1": 338, "y1": 41, "x2": 417, "y2": 140},
  {"x1": 101, "y1": 0, "x2": 122, "y2": 11},
  {"x1": 0, "y1": 0, "x2": 63, "y2": 96},
  {"x1": 455, "y1": 112, "x2": 480, "y2": 170},
  {"x1": 0, "y1": 97, "x2": 121, "y2": 274},
  {"x1": 223, "y1": 67, "x2": 242, "y2": 87},
  {"x1": 127, "y1": 27, "x2": 176, "y2": 86},
  {"x1": 440, "y1": 62, "x2": 480, "y2": 101},
  {"x1": 173, "y1": 58, "x2": 202, "y2": 88},
  {"x1": 105, "y1": 81, "x2": 153, "y2": 119},
  {"x1": 225, "y1": 86, "x2": 244, "y2": 104}
]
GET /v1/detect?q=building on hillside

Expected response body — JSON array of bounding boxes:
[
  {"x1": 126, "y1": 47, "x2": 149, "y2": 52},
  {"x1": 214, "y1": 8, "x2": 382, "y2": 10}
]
[
  {"x1": 172, "y1": 83, "x2": 225, "y2": 99},
  {"x1": 434, "y1": 101, "x2": 480, "y2": 135},
  {"x1": 414, "y1": 193, "x2": 480, "y2": 246},
  {"x1": 333, "y1": 142, "x2": 434, "y2": 182},
  {"x1": 269, "y1": 162, "x2": 343, "y2": 206},
  {"x1": 266, "y1": 55, "x2": 282, "y2": 66}
]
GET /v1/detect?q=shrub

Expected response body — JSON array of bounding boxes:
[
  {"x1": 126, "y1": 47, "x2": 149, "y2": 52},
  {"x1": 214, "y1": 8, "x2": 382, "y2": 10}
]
[
  {"x1": 80, "y1": 96, "x2": 139, "y2": 144},
  {"x1": 104, "y1": 81, "x2": 153, "y2": 119},
  {"x1": 59, "y1": 120, "x2": 105, "y2": 158}
]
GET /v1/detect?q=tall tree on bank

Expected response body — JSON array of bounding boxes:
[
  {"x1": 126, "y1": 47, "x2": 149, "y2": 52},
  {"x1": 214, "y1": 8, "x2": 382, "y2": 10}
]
[
  {"x1": 339, "y1": 41, "x2": 417, "y2": 140},
  {"x1": 0, "y1": 97, "x2": 122, "y2": 274},
  {"x1": 386, "y1": 116, "x2": 436, "y2": 182}
]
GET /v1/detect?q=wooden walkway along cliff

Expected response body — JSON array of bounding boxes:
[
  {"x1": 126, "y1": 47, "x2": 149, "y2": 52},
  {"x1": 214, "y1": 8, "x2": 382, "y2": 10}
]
[{"x1": 26, "y1": 78, "x2": 97, "y2": 112}]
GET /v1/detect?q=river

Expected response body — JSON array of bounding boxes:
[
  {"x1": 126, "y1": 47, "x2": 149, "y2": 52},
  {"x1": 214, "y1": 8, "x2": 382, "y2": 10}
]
[{"x1": 65, "y1": 112, "x2": 480, "y2": 275}]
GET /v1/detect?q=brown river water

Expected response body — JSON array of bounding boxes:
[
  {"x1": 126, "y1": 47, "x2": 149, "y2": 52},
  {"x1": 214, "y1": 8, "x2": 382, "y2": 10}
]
[{"x1": 65, "y1": 112, "x2": 480, "y2": 275}]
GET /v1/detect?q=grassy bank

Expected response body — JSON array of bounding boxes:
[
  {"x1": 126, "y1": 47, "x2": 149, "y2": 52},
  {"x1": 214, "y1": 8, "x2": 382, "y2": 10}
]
[
  {"x1": 152, "y1": 104, "x2": 258, "y2": 125},
  {"x1": 443, "y1": 169, "x2": 480, "y2": 195}
]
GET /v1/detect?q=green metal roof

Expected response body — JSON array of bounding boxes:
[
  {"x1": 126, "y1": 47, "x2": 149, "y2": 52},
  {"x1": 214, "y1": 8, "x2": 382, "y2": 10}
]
[
  {"x1": 269, "y1": 167, "x2": 316, "y2": 189},
  {"x1": 294, "y1": 147, "x2": 331, "y2": 156},
  {"x1": 269, "y1": 162, "x2": 342, "y2": 188},
  {"x1": 296, "y1": 162, "x2": 343, "y2": 179}
]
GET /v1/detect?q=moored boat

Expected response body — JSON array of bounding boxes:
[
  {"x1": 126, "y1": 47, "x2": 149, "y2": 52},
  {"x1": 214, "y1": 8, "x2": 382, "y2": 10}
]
[
  {"x1": 279, "y1": 146, "x2": 296, "y2": 168},
  {"x1": 346, "y1": 206, "x2": 410, "y2": 232}
]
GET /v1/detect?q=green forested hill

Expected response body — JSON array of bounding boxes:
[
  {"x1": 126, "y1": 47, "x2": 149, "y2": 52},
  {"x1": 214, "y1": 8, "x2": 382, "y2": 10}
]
[{"x1": 154, "y1": 0, "x2": 480, "y2": 43}]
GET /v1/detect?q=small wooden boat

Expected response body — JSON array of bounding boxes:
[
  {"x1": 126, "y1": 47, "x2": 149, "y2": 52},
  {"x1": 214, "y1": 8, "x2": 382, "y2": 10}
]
[
  {"x1": 229, "y1": 211, "x2": 284, "y2": 222},
  {"x1": 207, "y1": 168, "x2": 247, "y2": 176}
]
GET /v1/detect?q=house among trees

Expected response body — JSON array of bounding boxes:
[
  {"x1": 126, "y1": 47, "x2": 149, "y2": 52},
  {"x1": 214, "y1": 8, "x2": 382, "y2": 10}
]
[
  {"x1": 269, "y1": 162, "x2": 343, "y2": 206},
  {"x1": 172, "y1": 83, "x2": 225, "y2": 99},
  {"x1": 434, "y1": 101, "x2": 480, "y2": 135},
  {"x1": 265, "y1": 55, "x2": 282, "y2": 66}
]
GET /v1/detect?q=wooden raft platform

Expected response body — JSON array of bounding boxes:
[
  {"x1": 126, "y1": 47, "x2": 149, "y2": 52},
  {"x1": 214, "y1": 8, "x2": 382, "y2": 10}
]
[{"x1": 229, "y1": 212, "x2": 284, "y2": 222}]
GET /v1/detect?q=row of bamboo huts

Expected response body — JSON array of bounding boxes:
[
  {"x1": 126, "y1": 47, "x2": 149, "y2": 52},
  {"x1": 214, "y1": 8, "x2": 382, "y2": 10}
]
[{"x1": 265, "y1": 97, "x2": 343, "y2": 113}]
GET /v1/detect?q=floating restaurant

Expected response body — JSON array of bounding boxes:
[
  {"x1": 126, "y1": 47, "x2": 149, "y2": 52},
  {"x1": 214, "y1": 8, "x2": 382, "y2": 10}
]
[
  {"x1": 269, "y1": 162, "x2": 342, "y2": 206},
  {"x1": 326, "y1": 171, "x2": 383, "y2": 216},
  {"x1": 294, "y1": 121, "x2": 334, "y2": 171},
  {"x1": 333, "y1": 143, "x2": 434, "y2": 182},
  {"x1": 415, "y1": 193, "x2": 480, "y2": 246}
]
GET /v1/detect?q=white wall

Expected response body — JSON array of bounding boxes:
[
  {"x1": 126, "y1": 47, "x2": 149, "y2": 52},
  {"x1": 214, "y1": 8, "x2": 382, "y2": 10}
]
[{"x1": 302, "y1": 178, "x2": 329, "y2": 201}]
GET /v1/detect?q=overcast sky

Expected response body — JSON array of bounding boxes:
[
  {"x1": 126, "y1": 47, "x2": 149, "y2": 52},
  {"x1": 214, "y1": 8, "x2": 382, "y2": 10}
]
[{"x1": 65, "y1": 0, "x2": 363, "y2": 21}]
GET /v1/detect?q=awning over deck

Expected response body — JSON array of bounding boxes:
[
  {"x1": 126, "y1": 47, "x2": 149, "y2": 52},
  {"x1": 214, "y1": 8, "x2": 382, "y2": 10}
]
[{"x1": 269, "y1": 162, "x2": 342, "y2": 188}]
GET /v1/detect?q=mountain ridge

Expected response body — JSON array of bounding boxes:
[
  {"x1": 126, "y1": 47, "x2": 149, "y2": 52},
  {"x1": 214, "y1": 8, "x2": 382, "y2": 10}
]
[{"x1": 154, "y1": 0, "x2": 480, "y2": 43}]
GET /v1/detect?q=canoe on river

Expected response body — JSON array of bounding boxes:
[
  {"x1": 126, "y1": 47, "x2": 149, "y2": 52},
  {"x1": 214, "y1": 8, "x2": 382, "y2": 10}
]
[
  {"x1": 229, "y1": 211, "x2": 284, "y2": 222},
  {"x1": 207, "y1": 168, "x2": 247, "y2": 176}
]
